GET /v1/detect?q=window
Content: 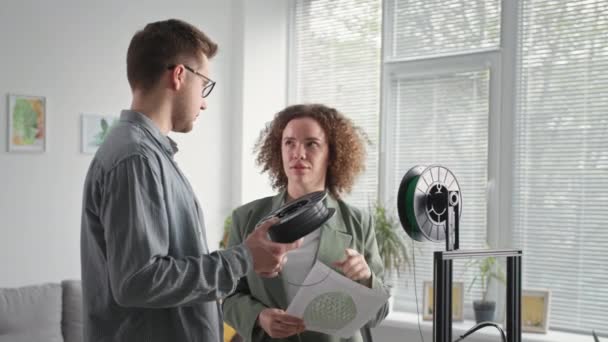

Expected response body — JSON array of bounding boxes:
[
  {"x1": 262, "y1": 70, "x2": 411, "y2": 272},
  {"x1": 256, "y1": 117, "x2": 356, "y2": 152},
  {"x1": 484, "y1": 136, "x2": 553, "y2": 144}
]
[
  {"x1": 388, "y1": 0, "x2": 500, "y2": 60},
  {"x1": 513, "y1": 0, "x2": 608, "y2": 335},
  {"x1": 290, "y1": 0, "x2": 608, "y2": 336},
  {"x1": 290, "y1": 0, "x2": 381, "y2": 208},
  {"x1": 381, "y1": 0, "x2": 501, "y2": 317}
]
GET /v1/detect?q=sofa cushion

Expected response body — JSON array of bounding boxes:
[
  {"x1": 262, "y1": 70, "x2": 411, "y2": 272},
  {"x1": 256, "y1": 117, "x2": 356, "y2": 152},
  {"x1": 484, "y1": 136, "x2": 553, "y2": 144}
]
[
  {"x1": 0, "y1": 282, "x2": 63, "y2": 342},
  {"x1": 61, "y1": 280, "x2": 82, "y2": 342}
]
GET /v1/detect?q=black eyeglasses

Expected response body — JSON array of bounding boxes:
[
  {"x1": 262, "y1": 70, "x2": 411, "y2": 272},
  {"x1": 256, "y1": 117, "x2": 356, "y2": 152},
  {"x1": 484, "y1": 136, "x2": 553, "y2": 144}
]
[{"x1": 167, "y1": 64, "x2": 216, "y2": 98}]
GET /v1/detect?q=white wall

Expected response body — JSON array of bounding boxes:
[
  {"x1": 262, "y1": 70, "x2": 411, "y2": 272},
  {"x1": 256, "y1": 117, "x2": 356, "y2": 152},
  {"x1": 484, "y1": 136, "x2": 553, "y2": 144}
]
[
  {"x1": 0, "y1": 0, "x2": 238, "y2": 287},
  {"x1": 233, "y1": 0, "x2": 290, "y2": 206}
]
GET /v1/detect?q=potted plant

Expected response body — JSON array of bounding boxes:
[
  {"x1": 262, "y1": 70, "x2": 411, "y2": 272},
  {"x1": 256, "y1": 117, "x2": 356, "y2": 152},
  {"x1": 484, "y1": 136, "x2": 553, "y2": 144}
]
[
  {"x1": 465, "y1": 256, "x2": 506, "y2": 323},
  {"x1": 371, "y1": 202, "x2": 413, "y2": 279},
  {"x1": 219, "y1": 215, "x2": 232, "y2": 249}
]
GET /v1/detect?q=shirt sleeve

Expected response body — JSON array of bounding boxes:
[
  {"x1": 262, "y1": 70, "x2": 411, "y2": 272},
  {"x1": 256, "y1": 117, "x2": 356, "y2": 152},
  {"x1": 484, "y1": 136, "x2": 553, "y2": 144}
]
[
  {"x1": 222, "y1": 209, "x2": 268, "y2": 341},
  {"x1": 99, "y1": 154, "x2": 252, "y2": 308}
]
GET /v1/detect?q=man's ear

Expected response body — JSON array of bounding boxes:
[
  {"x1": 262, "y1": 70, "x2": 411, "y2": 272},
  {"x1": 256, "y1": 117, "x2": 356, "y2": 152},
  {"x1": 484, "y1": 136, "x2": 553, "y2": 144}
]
[{"x1": 169, "y1": 65, "x2": 185, "y2": 90}]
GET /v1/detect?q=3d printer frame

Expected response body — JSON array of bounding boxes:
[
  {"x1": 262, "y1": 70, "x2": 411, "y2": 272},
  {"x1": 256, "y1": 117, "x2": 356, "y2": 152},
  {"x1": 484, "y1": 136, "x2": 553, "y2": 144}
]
[{"x1": 433, "y1": 249, "x2": 522, "y2": 342}]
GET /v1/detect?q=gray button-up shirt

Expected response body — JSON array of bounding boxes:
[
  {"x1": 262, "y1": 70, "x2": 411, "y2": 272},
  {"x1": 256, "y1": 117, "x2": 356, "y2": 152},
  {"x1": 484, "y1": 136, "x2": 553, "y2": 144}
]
[{"x1": 81, "y1": 110, "x2": 252, "y2": 342}]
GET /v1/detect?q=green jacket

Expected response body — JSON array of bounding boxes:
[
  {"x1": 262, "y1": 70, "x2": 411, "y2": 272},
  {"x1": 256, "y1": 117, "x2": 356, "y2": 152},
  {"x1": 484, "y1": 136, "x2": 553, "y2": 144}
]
[{"x1": 223, "y1": 192, "x2": 389, "y2": 342}]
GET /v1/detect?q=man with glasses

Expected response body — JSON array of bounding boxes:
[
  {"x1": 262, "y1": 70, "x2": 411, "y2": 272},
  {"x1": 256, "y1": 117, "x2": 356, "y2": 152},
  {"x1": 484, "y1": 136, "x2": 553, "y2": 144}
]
[
  {"x1": 80, "y1": 19, "x2": 301, "y2": 342},
  {"x1": 168, "y1": 64, "x2": 216, "y2": 98}
]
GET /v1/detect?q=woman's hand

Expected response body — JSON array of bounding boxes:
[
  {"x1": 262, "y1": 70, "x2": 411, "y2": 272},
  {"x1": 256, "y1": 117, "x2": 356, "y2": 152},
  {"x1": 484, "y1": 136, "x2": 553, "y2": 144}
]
[
  {"x1": 333, "y1": 248, "x2": 372, "y2": 287},
  {"x1": 257, "y1": 308, "x2": 306, "y2": 338}
]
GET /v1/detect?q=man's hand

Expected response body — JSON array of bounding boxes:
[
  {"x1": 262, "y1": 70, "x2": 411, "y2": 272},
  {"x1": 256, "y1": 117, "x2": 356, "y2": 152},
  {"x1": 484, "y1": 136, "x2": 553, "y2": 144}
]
[
  {"x1": 244, "y1": 218, "x2": 302, "y2": 277},
  {"x1": 257, "y1": 308, "x2": 305, "y2": 339},
  {"x1": 333, "y1": 248, "x2": 372, "y2": 287}
]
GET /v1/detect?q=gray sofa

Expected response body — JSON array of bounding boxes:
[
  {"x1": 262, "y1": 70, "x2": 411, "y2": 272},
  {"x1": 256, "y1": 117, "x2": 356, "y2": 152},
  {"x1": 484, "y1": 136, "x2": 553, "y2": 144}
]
[{"x1": 0, "y1": 280, "x2": 82, "y2": 342}]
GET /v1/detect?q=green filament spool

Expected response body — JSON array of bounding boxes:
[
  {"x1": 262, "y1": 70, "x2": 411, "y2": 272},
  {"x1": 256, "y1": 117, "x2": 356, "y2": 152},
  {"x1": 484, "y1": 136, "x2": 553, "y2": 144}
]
[{"x1": 397, "y1": 165, "x2": 462, "y2": 242}]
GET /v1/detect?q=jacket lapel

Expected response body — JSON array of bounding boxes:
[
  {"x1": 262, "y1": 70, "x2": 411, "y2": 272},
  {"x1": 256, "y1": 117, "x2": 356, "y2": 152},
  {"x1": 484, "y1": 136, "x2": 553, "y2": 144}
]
[{"x1": 316, "y1": 196, "x2": 353, "y2": 271}]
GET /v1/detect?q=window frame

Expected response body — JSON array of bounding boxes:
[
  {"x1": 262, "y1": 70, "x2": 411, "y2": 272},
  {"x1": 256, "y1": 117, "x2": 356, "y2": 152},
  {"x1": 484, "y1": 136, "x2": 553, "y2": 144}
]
[
  {"x1": 287, "y1": 0, "x2": 607, "y2": 337},
  {"x1": 379, "y1": 0, "x2": 519, "y2": 253}
]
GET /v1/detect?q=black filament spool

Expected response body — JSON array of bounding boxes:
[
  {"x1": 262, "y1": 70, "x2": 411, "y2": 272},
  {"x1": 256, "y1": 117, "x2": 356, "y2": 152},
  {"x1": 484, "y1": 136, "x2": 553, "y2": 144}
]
[{"x1": 265, "y1": 191, "x2": 336, "y2": 243}]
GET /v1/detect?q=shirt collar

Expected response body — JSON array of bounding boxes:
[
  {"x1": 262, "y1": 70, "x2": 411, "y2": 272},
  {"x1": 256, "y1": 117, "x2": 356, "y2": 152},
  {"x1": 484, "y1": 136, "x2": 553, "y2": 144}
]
[{"x1": 120, "y1": 110, "x2": 179, "y2": 156}]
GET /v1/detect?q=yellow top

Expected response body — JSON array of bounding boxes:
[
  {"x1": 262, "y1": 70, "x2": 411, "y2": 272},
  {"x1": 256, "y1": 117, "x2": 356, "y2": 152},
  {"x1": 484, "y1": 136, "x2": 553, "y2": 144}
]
[{"x1": 224, "y1": 322, "x2": 238, "y2": 342}]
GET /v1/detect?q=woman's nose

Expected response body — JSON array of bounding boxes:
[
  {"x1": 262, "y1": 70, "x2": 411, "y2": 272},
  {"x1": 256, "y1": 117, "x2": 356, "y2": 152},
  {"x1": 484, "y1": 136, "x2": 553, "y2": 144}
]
[{"x1": 292, "y1": 144, "x2": 305, "y2": 159}]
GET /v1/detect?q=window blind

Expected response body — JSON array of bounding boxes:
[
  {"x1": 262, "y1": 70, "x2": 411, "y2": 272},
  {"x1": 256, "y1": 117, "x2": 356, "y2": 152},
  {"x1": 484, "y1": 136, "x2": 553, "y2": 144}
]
[
  {"x1": 513, "y1": 0, "x2": 608, "y2": 335},
  {"x1": 291, "y1": 0, "x2": 381, "y2": 208},
  {"x1": 383, "y1": 0, "x2": 500, "y2": 318},
  {"x1": 387, "y1": 0, "x2": 501, "y2": 60},
  {"x1": 388, "y1": 70, "x2": 490, "y2": 317}
]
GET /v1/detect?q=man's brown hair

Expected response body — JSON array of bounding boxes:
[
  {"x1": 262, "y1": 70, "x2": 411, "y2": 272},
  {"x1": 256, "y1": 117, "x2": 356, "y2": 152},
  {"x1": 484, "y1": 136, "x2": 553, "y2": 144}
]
[
  {"x1": 126, "y1": 19, "x2": 217, "y2": 91},
  {"x1": 255, "y1": 104, "x2": 369, "y2": 199}
]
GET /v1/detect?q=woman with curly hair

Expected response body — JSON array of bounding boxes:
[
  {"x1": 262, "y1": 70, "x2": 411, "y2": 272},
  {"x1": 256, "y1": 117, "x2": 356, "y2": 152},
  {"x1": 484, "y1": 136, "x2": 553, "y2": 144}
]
[{"x1": 223, "y1": 104, "x2": 389, "y2": 342}]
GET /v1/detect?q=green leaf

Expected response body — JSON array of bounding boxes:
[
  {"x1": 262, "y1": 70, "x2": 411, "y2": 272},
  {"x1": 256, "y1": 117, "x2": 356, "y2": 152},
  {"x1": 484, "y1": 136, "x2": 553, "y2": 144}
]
[
  {"x1": 463, "y1": 255, "x2": 506, "y2": 300},
  {"x1": 370, "y1": 201, "x2": 416, "y2": 278},
  {"x1": 219, "y1": 215, "x2": 233, "y2": 249}
]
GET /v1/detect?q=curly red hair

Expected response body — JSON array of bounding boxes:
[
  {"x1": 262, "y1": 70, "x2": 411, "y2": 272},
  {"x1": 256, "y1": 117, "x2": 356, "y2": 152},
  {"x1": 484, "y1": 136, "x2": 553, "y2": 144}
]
[{"x1": 255, "y1": 104, "x2": 369, "y2": 199}]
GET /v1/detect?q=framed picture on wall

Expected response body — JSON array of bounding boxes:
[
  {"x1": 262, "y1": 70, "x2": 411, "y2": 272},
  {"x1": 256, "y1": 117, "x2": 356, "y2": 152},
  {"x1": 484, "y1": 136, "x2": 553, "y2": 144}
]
[
  {"x1": 422, "y1": 280, "x2": 464, "y2": 321},
  {"x1": 522, "y1": 289, "x2": 551, "y2": 333},
  {"x1": 7, "y1": 94, "x2": 46, "y2": 152},
  {"x1": 81, "y1": 114, "x2": 118, "y2": 154}
]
